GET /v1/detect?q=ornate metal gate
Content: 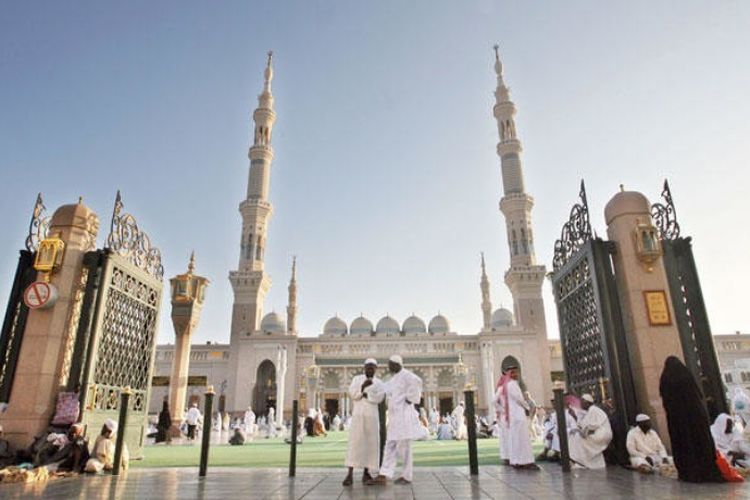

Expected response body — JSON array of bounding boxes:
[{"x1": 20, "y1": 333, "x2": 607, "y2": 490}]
[
  {"x1": 70, "y1": 192, "x2": 163, "y2": 458},
  {"x1": 652, "y1": 181, "x2": 728, "y2": 419},
  {"x1": 0, "y1": 195, "x2": 46, "y2": 403},
  {"x1": 550, "y1": 182, "x2": 637, "y2": 448}
]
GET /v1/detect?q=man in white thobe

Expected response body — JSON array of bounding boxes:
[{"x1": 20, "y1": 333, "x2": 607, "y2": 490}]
[
  {"x1": 452, "y1": 402, "x2": 468, "y2": 440},
  {"x1": 369, "y1": 354, "x2": 422, "y2": 485},
  {"x1": 568, "y1": 394, "x2": 613, "y2": 469},
  {"x1": 185, "y1": 403, "x2": 202, "y2": 441},
  {"x1": 626, "y1": 413, "x2": 672, "y2": 473},
  {"x1": 501, "y1": 365, "x2": 538, "y2": 469},
  {"x1": 343, "y1": 358, "x2": 386, "y2": 486},
  {"x1": 494, "y1": 370, "x2": 511, "y2": 465},
  {"x1": 428, "y1": 407, "x2": 439, "y2": 434},
  {"x1": 244, "y1": 407, "x2": 257, "y2": 436}
]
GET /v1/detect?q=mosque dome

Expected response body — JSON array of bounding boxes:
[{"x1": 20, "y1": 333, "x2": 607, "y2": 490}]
[
  {"x1": 376, "y1": 316, "x2": 400, "y2": 336},
  {"x1": 428, "y1": 314, "x2": 451, "y2": 335},
  {"x1": 260, "y1": 311, "x2": 286, "y2": 334},
  {"x1": 491, "y1": 308, "x2": 514, "y2": 329},
  {"x1": 350, "y1": 316, "x2": 374, "y2": 336},
  {"x1": 323, "y1": 316, "x2": 347, "y2": 336},
  {"x1": 402, "y1": 315, "x2": 426, "y2": 335}
]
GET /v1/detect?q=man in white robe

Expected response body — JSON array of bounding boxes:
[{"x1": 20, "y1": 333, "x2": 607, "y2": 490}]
[
  {"x1": 343, "y1": 358, "x2": 386, "y2": 486},
  {"x1": 244, "y1": 406, "x2": 257, "y2": 436},
  {"x1": 626, "y1": 413, "x2": 672, "y2": 473},
  {"x1": 368, "y1": 354, "x2": 422, "y2": 485},
  {"x1": 452, "y1": 402, "x2": 468, "y2": 440},
  {"x1": 494, "y1": 371, "x2": 511, "y2": 465},
  {"x1": 428, "y1": 407, "x2": 439, "y2": 434},
  {"x1": 568, "y1": 394, "x2": 613, "y2": 469},
  {"x1": 501, "y1": 365, "x2": 538, "y2": 469}
]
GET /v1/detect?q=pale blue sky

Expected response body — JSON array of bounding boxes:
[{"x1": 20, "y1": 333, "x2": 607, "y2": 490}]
[{"x1": 1, "y1": 1, "x2": 749, "y2": 344}]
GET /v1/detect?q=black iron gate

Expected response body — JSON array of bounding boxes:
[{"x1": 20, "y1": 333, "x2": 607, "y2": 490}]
[
  {"x1": 0, "y1": 195, "x2": 47, "y2": 403},
  {"x1": 551, "y1": 182, "x2": 637, "y2": 456},
  {"x1": 652, "y1": 181, "x2": 728, "y2": 419}
]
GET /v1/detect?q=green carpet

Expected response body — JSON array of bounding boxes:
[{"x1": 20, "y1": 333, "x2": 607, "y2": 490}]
[{"x1": 133, "y1": 431, "x2": 542, "y2": 468}]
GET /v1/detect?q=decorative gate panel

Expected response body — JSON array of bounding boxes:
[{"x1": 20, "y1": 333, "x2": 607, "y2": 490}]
[
  {"x1": 652, "y1": 181, "x2": 728, "y2": 419},
  {"x1": 551, "y1": 182, "x2": 637, "y2": 459},
  {"x1": 78, "y1": 192, "x2": 163, "y2": 458}
]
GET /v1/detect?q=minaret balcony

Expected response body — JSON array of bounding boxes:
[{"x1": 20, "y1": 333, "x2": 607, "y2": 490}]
[
  {"x1": 497, "y1": 139, "x2": 522, "y2": 156},
  {"x1": 248, "y1": 145, "x2": 274, "y2": 161}
]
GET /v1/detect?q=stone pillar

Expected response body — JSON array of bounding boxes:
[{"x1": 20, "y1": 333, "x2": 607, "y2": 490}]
[
  {"x1": 167, "y1": 254, "x2": 209, "y2": 435},
  {"x1": 275, "y1": 346, "x2": 287, "y2": 424},
  {"x1": 605, "y1": 190, "x2": 684, "y2": 444},
  {"x1": 3, "y1": 201, "x2": 98, "y2": 448}
]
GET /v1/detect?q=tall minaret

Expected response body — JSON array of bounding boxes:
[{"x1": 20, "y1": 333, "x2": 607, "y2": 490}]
[
  {"x1": 287, "y1": 256, "x2": 297, "y2": 334},
  {"x1": 492, "y1": 45, "x2": 550, "y2": 394},
  {"x1": 480, "y1": 252, "x2": 492, "y2": 330},
  {"x1": 229, "y1": 51, "x2": 276, "y2": 341}
]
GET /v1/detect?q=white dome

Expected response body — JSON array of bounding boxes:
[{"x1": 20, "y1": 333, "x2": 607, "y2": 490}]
[
  {"x1": 428, "y1": 314, "x2": 451, "y2": 335},
  {"x1": 402, "y1": 315, "x2": 426, "y2": 335},
  {"x1": 260, "y1": 311, "x2": 286, "y2": 334},
  {"x1": 323, "y1": 316, "x2": 347, "y2": 336},
  {"x1": 376, "y1": 316, "x2": 400, "y2": 336},
  {"x1": 491, "y1": 308, "x2": 514, "y2": 329},
  {"x1": 350, "y1": 316, "x2": 374, "y2": 336}
]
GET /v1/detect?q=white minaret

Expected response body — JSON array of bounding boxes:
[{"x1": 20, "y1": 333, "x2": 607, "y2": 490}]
[
  {"x1": 287, "y1": 256, "x2": 297, "y2": 334},
  {"x1": 492, "y1": 45, "x2": 551, "y2": 396},
  {"x1": 480, "y1": 252, "x2": 492, "y2": 330},
  {"x1": 229, "y1": 51, "x2": 276, "y2": 341}
]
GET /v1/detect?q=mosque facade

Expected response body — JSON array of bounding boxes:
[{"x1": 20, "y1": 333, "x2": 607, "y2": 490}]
[{"x1": 149, "y1": 48, "x2": 554, "y2": 420}]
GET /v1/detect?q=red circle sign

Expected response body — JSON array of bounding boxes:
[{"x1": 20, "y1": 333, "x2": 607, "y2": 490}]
[{"x1": 23, "y1": 281, "x2": 58, "y2": 310}]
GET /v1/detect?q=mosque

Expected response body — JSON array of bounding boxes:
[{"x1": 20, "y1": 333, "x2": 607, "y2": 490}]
[{"x1": 149, "y1": 48, "x2": 554, "y2": 421}]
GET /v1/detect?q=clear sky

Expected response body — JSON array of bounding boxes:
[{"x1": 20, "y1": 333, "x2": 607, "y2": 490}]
[{"x1": 1, "y1": 1, "x2": 749, "y2": 344}]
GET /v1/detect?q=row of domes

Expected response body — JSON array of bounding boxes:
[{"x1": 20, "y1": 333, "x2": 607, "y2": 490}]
[{"x1": 323, "y1": 314, "x2": 451, "y2": 337}]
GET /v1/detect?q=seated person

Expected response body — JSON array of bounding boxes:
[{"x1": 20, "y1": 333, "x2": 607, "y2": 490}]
[
  {"x1": 49, "y1": 424, "x2": 90, "y2": 473},
  {"x1": 436, "y1": 417, "x2": 454, "y2": 440},
  {"x1": 568, "y1": 394, "x2": 613, "y2": 469},
  {"x1": 711, "y1": 413, "x2": 750, "y2": 469},
  {"x1": 626, "y1": 414, "x2": 672, "y2": 473},
  {"x1": 85, "y1": 419, "x2": 128, "y2": 473},
  {"x1": 228, "y1": 428, "x2": 246, "y2": 446}
]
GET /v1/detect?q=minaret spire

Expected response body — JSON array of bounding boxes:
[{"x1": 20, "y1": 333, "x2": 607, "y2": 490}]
[
  {"x1": 480, "y1": 252, "x2": 492, "y2": 330},
  {"x1": 188, "y1": 250, "x2": 195, "y2": 275},
  {"x1": 287, "y1": 256, "x2": 297, "y2": 334},
  {"x1": 229, "y1": 52, "x2": 277, "y2": 342}
]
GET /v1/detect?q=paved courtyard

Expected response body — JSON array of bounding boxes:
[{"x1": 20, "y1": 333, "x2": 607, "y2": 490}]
[{"x1": 2, "y1": 466, "x2": 749, "y2": 499}]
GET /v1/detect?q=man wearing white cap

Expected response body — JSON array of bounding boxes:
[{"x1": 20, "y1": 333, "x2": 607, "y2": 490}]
[
  {"x1": 368, "y1": 354, "x2": 423, "y2": 485},
  {"x1": 343, "y1": 358, "x2": 386, "y2": 486},
  {"x1": 626, "y1": 413, "x2": 672, "y2": 473},
  {"x1": 568, "y1": 394, "x2": 613, "y2": 469},
  {"x1": 85, "y1": 419, "x2": 128, "y2": 473}
]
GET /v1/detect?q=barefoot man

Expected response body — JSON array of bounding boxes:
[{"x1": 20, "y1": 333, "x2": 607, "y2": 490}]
[
  {"x1": 343, "y1": 358, "x2": 386, "y2": 486},
  {"x1": 369, "y1": 354, "x2": 423, "y2": 485}
]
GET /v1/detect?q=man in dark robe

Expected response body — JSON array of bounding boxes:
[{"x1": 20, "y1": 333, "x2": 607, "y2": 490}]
[{"x1": 659, "y1": 356, "x2": 724, "y2": 483}]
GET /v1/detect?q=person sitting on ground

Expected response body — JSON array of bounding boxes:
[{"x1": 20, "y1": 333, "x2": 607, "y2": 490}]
[
  {"x1": 229, "y1": 427, "x2": 246, "y2": 446},
  {"x1": 313, "y1": 410, "x2": 327, "y2": 437},
  {"x1": 49, "y1": 423, "x2": 90, "y2": 473},
  {"x1": 567, "y1": 394, "x2": 612, "y2": 469},
  {"x1": 436, "y1": 417, "x2": 454, "y2": 440},
  {"x1": 626, "y1": 413, "x2": 672, "y2": 473},
  {"x1": 536, "y1": 410, "x2": 557, "y2": 461},
  {"x1": 85, "y1": 419, "x2": 128, "y2": 473},
  {"x1": 711, "y1": 413, "x2": 750, "y2": 469}
]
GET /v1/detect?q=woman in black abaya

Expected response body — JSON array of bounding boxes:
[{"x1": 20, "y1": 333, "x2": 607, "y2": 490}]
[{"x1": 659, "y1": 356, "x2": 723, "y2": 482}]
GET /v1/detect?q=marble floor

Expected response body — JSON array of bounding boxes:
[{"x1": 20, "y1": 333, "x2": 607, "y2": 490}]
[{"x1": 1, "y1": 466, "x2": 749, "y2": 499}]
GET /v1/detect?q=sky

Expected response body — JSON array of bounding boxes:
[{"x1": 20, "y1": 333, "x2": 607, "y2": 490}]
[{"x1": 1, "y1": 1, "x2": 749, "y2": 345}]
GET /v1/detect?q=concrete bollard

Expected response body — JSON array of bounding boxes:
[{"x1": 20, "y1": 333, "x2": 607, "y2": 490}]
[
  {"x1": 112, "y1": 386, "x2": 131, "y2": 476},
  {"x1": 199, "y1": 386, "x2": 215, "y2": 477}
]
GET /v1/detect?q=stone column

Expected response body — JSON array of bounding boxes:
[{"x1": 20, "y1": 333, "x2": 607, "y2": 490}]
[
  {"x1": 275, "y1": 346, "x2": 287, "y2": 424},
  {"x1": 605, "y1": 189, "x2": 684, "y2": 444},
  {"x1": 3, "y1": 201, "x2": 98, "y2": 448},
  {"x1": 168, "y1": 254, "x2": 209, "y2": 435}
]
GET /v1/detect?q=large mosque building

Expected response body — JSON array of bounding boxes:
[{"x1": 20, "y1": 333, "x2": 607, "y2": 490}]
[{"x1": 149, "y1": 48, "x2": 555, "y2": 420}]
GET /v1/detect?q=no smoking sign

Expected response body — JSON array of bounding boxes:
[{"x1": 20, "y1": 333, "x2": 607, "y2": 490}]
[{"x1": 23, "y1": 281, "x2": 58, "y2": 310}]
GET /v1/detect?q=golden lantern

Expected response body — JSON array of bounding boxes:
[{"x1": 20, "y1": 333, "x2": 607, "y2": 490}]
[
  {"x1": 34, "y1": 234, "x2": 65, "y2": 277},
  {"x1": 633, "y1": 218, "x2": 662, "y2": 272}
]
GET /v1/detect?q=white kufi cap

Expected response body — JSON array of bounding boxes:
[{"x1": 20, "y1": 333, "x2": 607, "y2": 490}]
[
  {"x1": 364, "y1": 358, "x2": 378, "y2": 366},
  {"x1": 389, "y1": 354, "x2": 403, "y2": 365},
  {"x1": 581, "y1": 394, "x2": 594, "y2": 403},
  {"x1": 635, "y1": 413, "x2": 650, "y2": 423},
  {"x1": 104, "y1": 418, "x2": 118, "y2": 433}
]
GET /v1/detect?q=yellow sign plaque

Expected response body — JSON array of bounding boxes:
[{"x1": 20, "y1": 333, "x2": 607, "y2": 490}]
[{"x1": 644, "y1": 290, "x2": 672, "y2": 326}]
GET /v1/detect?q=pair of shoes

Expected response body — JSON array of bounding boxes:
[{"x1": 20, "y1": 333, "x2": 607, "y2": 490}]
[
  {"x1": 394, "y1": 477, "x2": 411, "y2": 485},
  {"x1": 367, "y1": 476, "x2": 387, "y2": 486},
  {"x1": 342, "y1": 476, "x2": 353, "y2": 486}
]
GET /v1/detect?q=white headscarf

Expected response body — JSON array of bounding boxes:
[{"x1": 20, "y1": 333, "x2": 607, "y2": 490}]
[{"x1": 711, "y1": 413, "x2": 741, "y2": 453}]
